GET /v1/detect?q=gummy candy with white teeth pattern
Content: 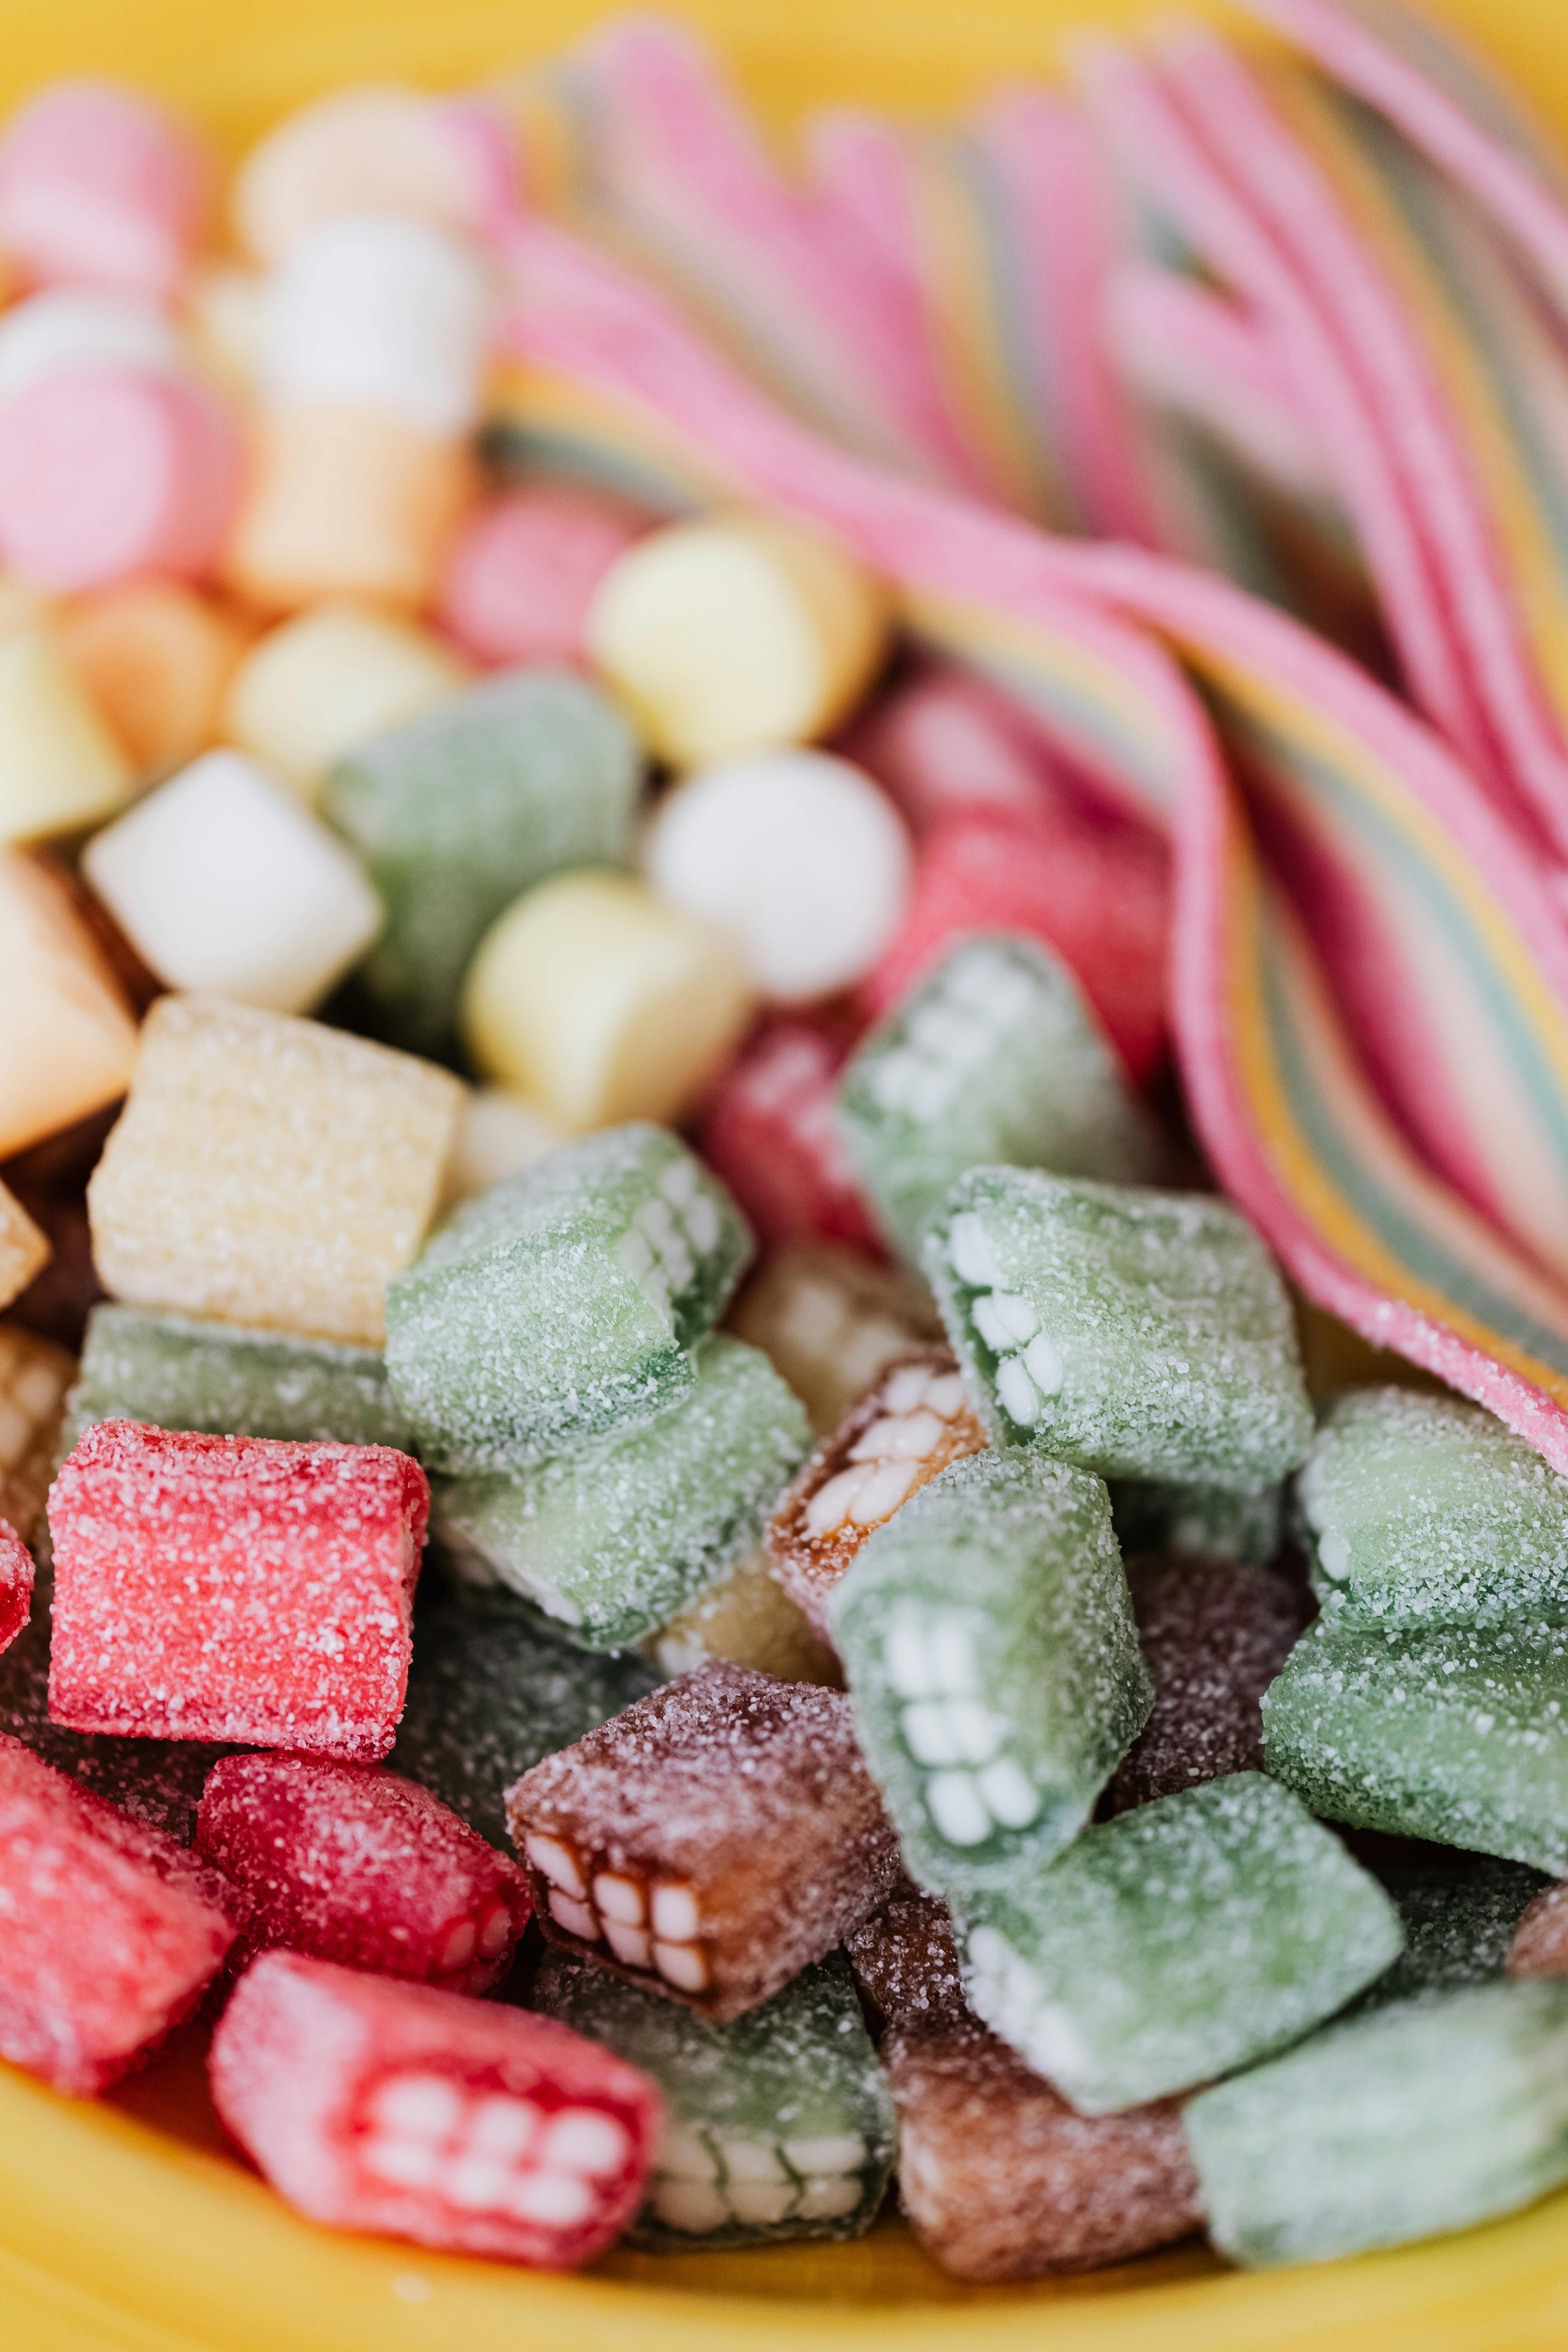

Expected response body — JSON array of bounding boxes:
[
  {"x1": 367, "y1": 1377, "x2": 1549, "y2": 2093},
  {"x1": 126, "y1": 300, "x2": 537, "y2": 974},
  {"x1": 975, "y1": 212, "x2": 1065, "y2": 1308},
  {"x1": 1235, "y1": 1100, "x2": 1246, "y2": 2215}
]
[
  {"x1": 830, "y1": 1449, "x2": 1151, "y2": 1896},
  {"x1": 836, "y1": 932, "x2": 1165, "y2": 1263},
  {"x1": 923, "y1": 1168, "x2": 1314, "y2": 1490},
  {"x1": 385, "y1": 1124, "x2": 752, "y2": 1472}
]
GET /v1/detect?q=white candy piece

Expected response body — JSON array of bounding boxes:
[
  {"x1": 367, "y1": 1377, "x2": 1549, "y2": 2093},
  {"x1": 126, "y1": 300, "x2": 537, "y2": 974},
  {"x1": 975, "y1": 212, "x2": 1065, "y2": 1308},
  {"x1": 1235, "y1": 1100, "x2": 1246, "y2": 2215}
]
[
  {"x1": 0, "y1": 289, "x2": 183, "y2": 405},
  {"x1": 261, "y1": 212, "x2": 494, "y2": 438},
  {"x1": 233, "y1": 86, "x2": 483, "y2": 264},
  {"x1": 81, "y1": 747, "x2": 383, "y2": 1014},
  {"x1": 643, "y1": 749, "x2": 911, "y2": 1002}
]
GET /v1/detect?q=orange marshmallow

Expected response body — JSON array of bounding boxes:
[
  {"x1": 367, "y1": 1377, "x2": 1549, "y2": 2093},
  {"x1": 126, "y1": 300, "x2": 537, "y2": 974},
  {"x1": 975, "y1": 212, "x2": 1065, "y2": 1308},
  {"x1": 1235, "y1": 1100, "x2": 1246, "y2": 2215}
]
[
  {"x1": 0, "y1": 849, "x2": 139, "y2": 1158},
  {"x1": 59, "y1": 582, "x2": 251, "y2": 777}
]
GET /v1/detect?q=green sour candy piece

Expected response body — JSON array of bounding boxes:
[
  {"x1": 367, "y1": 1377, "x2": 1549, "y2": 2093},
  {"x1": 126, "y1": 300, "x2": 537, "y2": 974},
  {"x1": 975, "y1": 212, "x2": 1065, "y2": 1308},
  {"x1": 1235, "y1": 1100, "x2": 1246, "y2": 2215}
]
[
  {"x1": 61, "y1": 1302, "x2": 410, "y2": 1456},
  {"x1": 1299, "y1": 1387, "x2": 1568, "y2": 1626},
  {"x1": 384, "y1": 1125, "x2": 752, "y2": 1471},
  {"x1": 835, "y1": 933, "x2": 1163, "y2": 1262},
  {"x1": 922, "y1": 1169, "x2": 1312, "y2": 1489},
  {"x1": 320, "y1": 666, "x2": 642, "y2": 1058},
  {"x1": 1185, "y1": 1980, "x2": 1568, "y2": 2267},
  {"x1": 530, "y1": 1949, "x2": 896, "y2": 2248},
  {"x1": 1262, "y1": 1619, "x2": 1568, "y2": 1874},
  {"x1": 432, "y1": 1336, "x2": 812, "y2": 1652},
  {"x1": 1110, "y1": 1476, "x2": 1284, "y2": 1566},
  {"x1": 830, "y1": 1450, "x2": 1151, "y2": 1896},
  {"x1": 959, "y1": 1771, "x2": 1402, "y2": 2113}
]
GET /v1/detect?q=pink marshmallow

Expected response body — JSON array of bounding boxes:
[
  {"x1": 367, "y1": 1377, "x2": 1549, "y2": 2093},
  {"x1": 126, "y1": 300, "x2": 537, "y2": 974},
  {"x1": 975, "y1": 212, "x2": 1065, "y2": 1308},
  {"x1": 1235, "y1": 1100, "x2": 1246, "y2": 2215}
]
[
  {"x1": 437, "y1": 486, "x2": 646, "y2": 668},
  {"x1": 0, "y1": 82, "x2": 208, "y2": 303}
]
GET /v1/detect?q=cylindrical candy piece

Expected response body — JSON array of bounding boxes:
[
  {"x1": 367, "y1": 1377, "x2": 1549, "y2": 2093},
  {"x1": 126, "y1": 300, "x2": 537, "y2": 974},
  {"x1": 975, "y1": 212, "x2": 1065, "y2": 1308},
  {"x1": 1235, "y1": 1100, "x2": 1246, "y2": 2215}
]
[
  {"x1": 0, "y1": 627, "x2": 134, "y2": 841},
  {"x1": 224, "y1": 603, "x2": 465, "y2": 800},
  {"x1": 0, "y1": 82, "x2": 208, "y2": 302},
  {"x1": 438, "y1": 488, "x2": 645, "y2": 670},
  {"x1": 58, "y1": 583, "x2": 250, "y2": 778},
  {"x1": 233, "y1": 86, "x2": 485, "y2": 264},
  {"x1": 0, "y1": 850, "x2": 138, "y2": 1157},
  {"x1": 0, "y1": 288, "x2": 182, "y2": 404}
]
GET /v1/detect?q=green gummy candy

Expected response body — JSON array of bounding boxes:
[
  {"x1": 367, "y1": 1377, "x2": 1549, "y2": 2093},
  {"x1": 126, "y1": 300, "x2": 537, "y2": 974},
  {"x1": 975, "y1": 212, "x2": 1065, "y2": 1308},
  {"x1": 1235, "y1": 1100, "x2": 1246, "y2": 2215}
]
[
  {"x1": 320, "y1": 666, "x2": 642, "y2": 1058},
  {"x1": 835, "y1": 933, "x2": 1163, "y2": 1262},
  {"x1": 830, "y1": 1449, "x2": 1151, "y2": 1896},
  {"x1": 530, "y1": 1949, "x2": 895, "y2": 2248},
  {"x1": 384, "y1": 1124, "x2": 752, "y2": 1471},
  {"x1": 432, "y1": 1335, "x2": 811, "y2": 1652},
  {"x1": 959, "y1": 1771, "x2": 1402, "y2": 2113},
  {"x1": 1109, "y1": 1475, "x2": 1284, "y2": 1566},
  {"x1": 1185, "y1": 1980, "x2": 1568, "y2": 2267},
  {"x1": 922, "y1": 1169, "x2": 1313, "y2": 1490},
  {"x1": 1262, "y1": 1619, "x2": 1568, "y2": 1874},
  {"x1": 1299, "y1": 1386, "x2": 1568, "y2": 1626}
]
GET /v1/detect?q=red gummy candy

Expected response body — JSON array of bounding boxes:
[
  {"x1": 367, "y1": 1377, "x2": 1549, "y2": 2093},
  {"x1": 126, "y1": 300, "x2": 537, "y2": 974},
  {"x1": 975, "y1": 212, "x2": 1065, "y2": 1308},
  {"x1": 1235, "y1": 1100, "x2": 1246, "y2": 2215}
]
[
  {"x1": 48, "y1": 1422, "x2": 428, "y2": 1762},
  {"x1": 840, "y1": 665, "x2": 1054, "y2": 836},
  {"x1": 0, "y1": 1517, "x2": 33, "y2": 1656},
  {"x1": 699, "y1": 1017, "x2": 883, "y2": 1259},
  {"x1": 0, "y1": 1732, "x2": 239, "y2": 2094},
  {"x1": 210, "y1": 1949, "x2": 662, "y2": 2267},
  {"x1": 196, "y1": 1754, "x2": 532, "y2": 1995}
]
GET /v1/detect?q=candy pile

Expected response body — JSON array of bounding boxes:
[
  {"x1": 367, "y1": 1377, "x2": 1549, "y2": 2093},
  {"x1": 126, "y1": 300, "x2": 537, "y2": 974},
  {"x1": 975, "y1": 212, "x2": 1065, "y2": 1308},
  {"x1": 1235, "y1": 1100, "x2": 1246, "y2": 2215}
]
[{"x1": 2, "y1": 3, "x2": 1568, "y2": 2303}]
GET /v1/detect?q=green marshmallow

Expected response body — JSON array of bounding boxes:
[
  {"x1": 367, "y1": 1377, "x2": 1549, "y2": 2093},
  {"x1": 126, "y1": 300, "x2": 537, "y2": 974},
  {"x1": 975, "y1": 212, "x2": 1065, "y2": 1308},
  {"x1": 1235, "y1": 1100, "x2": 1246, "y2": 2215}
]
[{"x1": 1109, "y1": 1475, "x2": 1284, "y2": 1566}]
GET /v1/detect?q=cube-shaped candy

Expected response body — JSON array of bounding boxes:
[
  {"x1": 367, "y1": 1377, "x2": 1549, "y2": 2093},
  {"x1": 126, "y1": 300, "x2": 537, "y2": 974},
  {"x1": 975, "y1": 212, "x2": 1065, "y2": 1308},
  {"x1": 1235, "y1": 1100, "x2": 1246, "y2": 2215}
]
[
  {"x1": 0, "y1": 1180, "x2": 48, "y2": 1311},
  {"x1": 0, "y1": 849, "x2": 138, "y2": 1160},
  {"x1": 727, "y1": 1240, "x2": 944, "y2": 1438},
  {"x1": 924, "y1": 1170, "x2": 1313, "y2": 1489},
  {"x1": 644, "y1": 1555, "x2": 840, "y2": 1687},
  {"x1": 764, "y1": 1346, "x2": 987, "y2": 1640},
  {"x1": 961, "y1": 1773, "x2": 1403, "y2": 2112},
  {"x1": 224, "y1": 603, "x2": 465, "y2": 799},
  {"x1": 698, "y1": 1016, "x2": 883, "y2": 1259},
  {"x1": 0, "y1": 1320, "x2": 75, "y2": 1541},
  {"x1": 532, "y1": 1949, "x2": 895, "y2": 2248},
  {"x1": 507, "y1": 1663, "x2": 900, "y2": 2021},
  {"x1": 209, "y1": 1950, "x2": 661, "y2": 2266},
  {"x1": 0, "y1": 626, "x2": 135, "y2": 844},
  {"x1": 844, "y1": 1875, "x2": 966, "y2": 2029},
  {"x1": 831, "y1": 1451, "x2": 1150, "y2": 1896},
  {"x1": 385, "y1": 1126, "x2": 751, "y2": 1472},
  {"x1": 88, "y1": 994, "x2": 462, "y2": 1348},
  {"x1": 195, "y1": 1755, "x2": 531, "y2": 1994},
  {"x1": 434, "y1": 1335, "x2": 810, "y2": 1652},
  {"x1": 0, "y1": 1518, "x2": 33, "y2": 1655},
  {"x1": 1367, "y1": 1856, "x2": 1544, "y2": 2006},
  {"x1": 48, "y1": 1420, "x2": 428, "y2": 1759},
  {"x1": 1108, "y1": 1475, "x2": 1284, "y2": 1568},
  {"x1": 837, "y1": 935, "x2": 1163, "y2": 1262},
  {"x1": 0, "y1": 1734, "x2": 239, "y2": 2094}
]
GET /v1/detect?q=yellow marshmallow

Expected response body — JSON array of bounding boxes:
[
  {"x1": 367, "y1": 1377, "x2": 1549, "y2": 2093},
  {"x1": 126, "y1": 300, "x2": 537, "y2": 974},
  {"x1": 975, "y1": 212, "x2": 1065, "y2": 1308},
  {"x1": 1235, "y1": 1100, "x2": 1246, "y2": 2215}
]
[
  {"x1": 0, "y1": 1320, "x2": 75, "y2": 1544},
  {"x1": 727, "y1": 1241, "x2": 945, "y2": 1437},
  {"x1": 0, "y1": 629, "x2": 135, "y2": 844},
  {"x1": 645, "y1": 1553, "x2": 841, "y2": 1686},
  {"x1": 585, "y1": 511, "x2": 888, "y2": 768},
  {"x1": 0, "y1": 850, "x2": 140, "y2": 1158},
  {"x1": 0, "y1": 1182, "x2": 48, "y2": 1314},
  {"x1": 233, "y1": 87, "x2": 480, "y2": 266},
  {"x1": 462, "y1": 869, "x2": 756, "y2": 1135},
  {"x1": 224, "y1": 604, "x2": 467, "y2": 799},
  {"x1": 59, "y1": 584, "x2": 252, "y2": 779}
]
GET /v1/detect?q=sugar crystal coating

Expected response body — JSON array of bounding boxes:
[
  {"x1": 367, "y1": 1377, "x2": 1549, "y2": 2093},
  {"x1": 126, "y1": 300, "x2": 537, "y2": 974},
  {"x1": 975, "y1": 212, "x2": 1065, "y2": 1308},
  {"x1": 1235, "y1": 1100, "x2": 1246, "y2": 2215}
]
[
  {"x1": 698, "y1": 1016, "x2": 882, "y2": 1260},
  {"x1": 0, "y1": 1516, "x2": 33, "y2": 1656},
  {"x1": 1359, "y1": 1855, "x2": 1546, "y2": 2008},
  {"x1": 843, "y1": 1875, "x2": 966, "y2": 2028},
  {"x1": 726, "y1": 1241, "x2": 943, "y2": 1438}
]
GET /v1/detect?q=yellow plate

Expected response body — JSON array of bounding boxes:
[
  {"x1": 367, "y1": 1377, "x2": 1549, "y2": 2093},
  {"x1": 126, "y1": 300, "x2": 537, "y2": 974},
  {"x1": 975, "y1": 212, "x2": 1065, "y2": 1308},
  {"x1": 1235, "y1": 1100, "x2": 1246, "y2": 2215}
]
[{"x1": 6, "y1": 0, "x2": 1568, "y2": 2344}]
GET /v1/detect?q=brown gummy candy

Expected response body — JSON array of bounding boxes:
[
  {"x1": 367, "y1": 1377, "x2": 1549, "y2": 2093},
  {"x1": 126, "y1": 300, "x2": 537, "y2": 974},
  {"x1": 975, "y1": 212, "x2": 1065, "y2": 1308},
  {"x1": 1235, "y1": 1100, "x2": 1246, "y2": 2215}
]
[{"x1": 844, "y1": 1873, "x2": 966, "y2": 2032}]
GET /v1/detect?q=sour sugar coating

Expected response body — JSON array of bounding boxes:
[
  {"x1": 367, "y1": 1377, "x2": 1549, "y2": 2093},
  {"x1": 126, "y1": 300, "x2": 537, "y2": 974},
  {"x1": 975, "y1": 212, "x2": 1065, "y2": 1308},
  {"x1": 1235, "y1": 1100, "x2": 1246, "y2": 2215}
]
[
  {"x1": 923, "y1": 1169, "x2": 1313, "y2": 1490},
  {"x1": 0, "y1": 1322, "x2": 74, "y2": 1542},
  {"x1": 884, "y1": 2013, "x2": 1202, "y2": 2282},
  {"x1": 531, "y1": 1949, "x2": 895, "y2": 2248},
  {"x1": 87, "y1": 994, "x2": 462, "y2": 1350},
  {"x1": 727, "y1": 1241, "x2": 944, "y2": 1439},
  {"x1": 1263, "y1": 1620, "x2": 1568, "y2": 1875},
  {"x1": 0, "y1": 1180, "x2": 48, "y2": 1312},
  {"x1": 1106, "y1": 1558, "x2": 1312, "y2": 1814},
  {"x1": 831, "y1": 1450, "x2": 1151, "y2": 1897},
  {"x1": 698, "y1": 1016, "x2": 883, "y2": 1259},
  {"x1": 507, "y1": 1662, "x2": 900, "y2": 2022},
  {"x1": 646, "y1": 1554, "x2": 841, "y2": 1687},
  {"x1": 48, "y1": 1421, "x2": 428, "y2": 1760},
  {"x1": 195, "y1": 1755, "x2": 531, "y2": 1994},
  {"x1": 434, "y1": 1335, "x2": 810, "y2": 1653},
  {"x1": 320, "y1": 666, "x2": 642, "y2": 1060},
  {"x1": 961, "y1": 1772, "x2": 1403, "y2": 2113},
  {"x1": 1108, "y1": 1476, "x2": 1284, "y2": 1568},
  {"x1": 1298, "y1": 1387, "x2": 1568, "y2": 1626},
  {"x1": 0, "y1": 1734, "x2": 239, "y2": 2095},
  {"x1": 384, "y1": 1126, "x2": 751, "y2": 1473},
  {"x1": 1184, "y1": 1980, "x2": 1568, "y2": 2268},
  {"x1": 843, "y1": 1875, "x2": 966, "y2": 2029},
  {"x1": 837, "y1": 934, "x2": 1164, "y2": 1263},
  {"x1": 209, "y1": 1950, "x2": 660, "y2": 2267},
  {"x1": 764, "y1": 1346, "x2": 987, "y2": 1640},
  {"x1": 0, "y1": 1518, "x2": 33, "y2": 1656}
]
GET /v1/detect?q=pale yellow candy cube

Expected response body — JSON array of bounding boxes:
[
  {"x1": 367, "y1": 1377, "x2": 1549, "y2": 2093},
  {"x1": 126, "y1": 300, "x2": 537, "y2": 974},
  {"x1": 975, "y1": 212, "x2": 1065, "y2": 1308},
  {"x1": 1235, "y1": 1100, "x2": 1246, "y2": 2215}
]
[
  {"x1": 224, "y1": 604, "x2": 467, "y2": 800},
  {"x1": 645, "y1": 1553, "x2": 841, "y2": 1687},
  {"x1": 0, "y1": 851, "x2": 140, "y2": 1159},
  {"x1": 440, "y1": 1086, "x2": 566, "y2": 1209},
  {"x1": 0, "y1": 1184, "x2": 48, "y2": 1314},
  {"x1": 462, "y1": 870, "x2": 756, "y2": 1135},
  {"x1": 88, "y1": 995, "x2": 463, "y2": 1347},
  {"x1": 0, "y1": 1319, "x2": 75, "y2": 1542},
  {"x1": 585, "y1": 511, "x2": 888, "y2": 768},
  {"x1": 727, "y1": 1241, "x2": 944, "y2": 1437},
  {"x1": 0, "y1": 628, "x2": 135, "y2": 843}
]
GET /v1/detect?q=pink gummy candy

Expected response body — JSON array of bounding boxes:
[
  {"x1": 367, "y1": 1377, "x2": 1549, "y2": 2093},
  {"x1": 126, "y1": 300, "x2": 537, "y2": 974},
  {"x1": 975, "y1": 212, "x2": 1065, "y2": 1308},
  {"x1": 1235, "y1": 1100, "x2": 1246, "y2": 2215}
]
[
  {"x1": 48, "y1": 1421, "x2": 428, "y2": 1761},
  {"x1": 436, "y1": 486, "x2": 646, "y2": 667},
  {"x1": 0, "y1": 1732, "x2": 239, "y2": 2094},
  {"x1": 840, "y1": 665, "x2": 1054, "y2": 835},
  {"x1": 0, "y1": 368, "x2": 240, "y2": 590},
  {"x1": 0, "y1": 1517, "x2": 33, "y2": 1656},
  {"x1": 210, "y1": 1949, "x2": 661, "y2": 2267},
  {"x1": 0, "y1": 82, "x2": 208, "y2": 302},
  {"x1": 699, "y1": 1016, "x2": 883, "y2": 1258},
  {"x1": 195, "y1": 1754, "x2": 532, "y2": 1995}
]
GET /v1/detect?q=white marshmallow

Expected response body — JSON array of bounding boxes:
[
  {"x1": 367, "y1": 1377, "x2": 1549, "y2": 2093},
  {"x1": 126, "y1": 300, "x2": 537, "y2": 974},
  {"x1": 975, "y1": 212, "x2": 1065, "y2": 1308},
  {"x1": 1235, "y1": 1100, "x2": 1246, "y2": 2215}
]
[{"x1": 0, "y1": 290, "x2": 182, "y2": 405}]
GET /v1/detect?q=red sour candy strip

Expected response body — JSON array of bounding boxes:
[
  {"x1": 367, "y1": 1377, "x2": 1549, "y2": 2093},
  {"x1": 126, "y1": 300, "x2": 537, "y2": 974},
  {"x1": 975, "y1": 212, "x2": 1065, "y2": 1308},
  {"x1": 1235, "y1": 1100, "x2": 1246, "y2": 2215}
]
[
  {"x1": 0, "y1": 1517, "x2": 34, "y2": 1657},
  {"x1": 699, "y1": 1016, "x2": 884, "y2": 1259}
]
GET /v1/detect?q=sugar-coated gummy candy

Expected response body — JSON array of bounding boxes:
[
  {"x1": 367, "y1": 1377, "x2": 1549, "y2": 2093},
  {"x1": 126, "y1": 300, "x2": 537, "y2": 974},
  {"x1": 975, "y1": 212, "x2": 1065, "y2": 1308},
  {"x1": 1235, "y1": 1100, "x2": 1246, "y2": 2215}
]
[
  {"x1": 532, "y1": 1948, "x2": 894, "y2": 2247},
  {"x1": 923, "y1": 1169, "x2": 1314, "y2": 1489},
  {"x1": 48, "y1": 1420, "x2": 428, "y2": 1760},
  {"x1": 0, "y1": 1323, "x2": 76, "y2": 1542},
  {"x1": 1108, "y1": 1475, "x2": 1284, "y2": 1567},
  {"x1": 1363, "y1": 1855, "x2": 1545, "y2": 2009},
  {"x1": 831, "y1": 1451, "x2": 1151, "y2": 1896},
  {"x1": 58, "y1": 582, "x2": 250, "y2": 779},
  {"x1": 0, "y1": 1517, "x2": 33, "y2": 1656},
  {"x1": 209, "y1": 1950, "x2": 661, "y2": 2267},
  {"x1": 841, "y1": 665, "x2": 1052, "y2": 835},
  {"x1": 82, "y1": 749, "x2": 383, "y2": 1016},
  {"x1": 507, "y1": 1662, "x2": 900, "y2": 2022},
  {"x1": 643, "y1": 1554, "x2": 841, "y2": 1687},
  {"x1": 232, "y1": 87, "x2": 483, "y2": 264},
  {"x1": 88, "y1": 994, "x2": 462, "y2": 1349},
  {"x1": 0, "y1": 627, "x2": 134, "y2": 843},
  {"x1": 839, "y1": 934, "x2": 1164, "y2": 1262},
  {"x1": 195, "y1": 1754, "x2": 531, "y2": 1993},
  {"x1": 0, "y1": 288, "x2": 183, "y2": 404},
  {"x1": 726, "y1": 1241, "x2": 944, "y2": 1438},
  {"x1": 223, "y1": 602, "x2": 464, "y2": 801},
  {"x1": 0, "y1": 83, "x2": 208, "y2": 302},
  {"x1": 961, "y1": 1772, "x2": 1404, "y2": 2113},
  {"x1": 0, "y1": 1733, "x2": 239, "y2": 2094},
  {"x1": 843, "y1": 1875, "x2": 966, "y2": 2028},
  {"x1": 586, "y1": 512, "x2": 888, "y2": 769},
  {"x1": 0, "y1": 851, "x2": 138, "y2": 1159},
  {"x1": 884, "y1": 2013, "x2": 1202, "y2": 2281},
  {"x1": 765, "y1": 1346, "x2": 987, "y2": 1641},
  {"x1": 439, "y1": 488, "x2": 645, "y2": 670},
  {"x1": 385, "y1": 1125, "x2": 751, "y2": 1472},
  {"x1": 434, "y1": 1335, "x2": 810, "y2": 1652},
  {"x1": 440, "y1": 1088, "x2": 565, "y2": 1210},
  {"x1": 462, "y1": 872, "x2": 757, "y2": 1135},
  {"x1": 698, "y1": 1017, "x2": 883, "y2": 1259},
  {"x1": 321, "y1": 666, "x2": 642, "y2": 1059},
  {"x1": 0, "y1": 1182, "x2": 48, "y2": 1313}
]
